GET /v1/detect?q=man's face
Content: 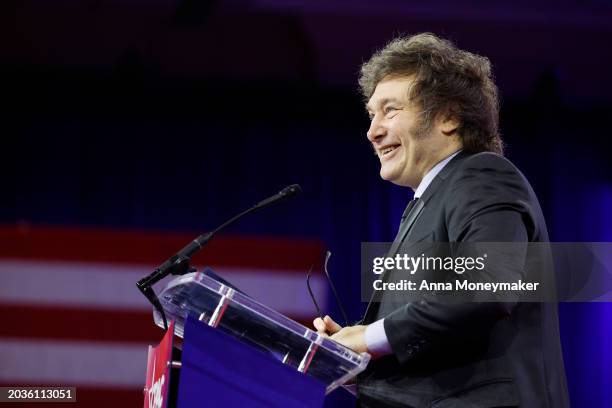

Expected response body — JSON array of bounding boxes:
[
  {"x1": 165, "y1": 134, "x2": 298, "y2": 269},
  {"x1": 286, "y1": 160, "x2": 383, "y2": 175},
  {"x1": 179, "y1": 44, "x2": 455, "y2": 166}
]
[{"x1": 366, "y1": 76, "x2": 446, "y2": 189}]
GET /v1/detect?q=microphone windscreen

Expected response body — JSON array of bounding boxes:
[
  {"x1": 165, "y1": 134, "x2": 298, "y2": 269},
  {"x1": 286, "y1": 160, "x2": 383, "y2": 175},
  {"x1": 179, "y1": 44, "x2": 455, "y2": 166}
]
[{"x1": 281, "y1": 184, "x2": 302, "y2": 197}]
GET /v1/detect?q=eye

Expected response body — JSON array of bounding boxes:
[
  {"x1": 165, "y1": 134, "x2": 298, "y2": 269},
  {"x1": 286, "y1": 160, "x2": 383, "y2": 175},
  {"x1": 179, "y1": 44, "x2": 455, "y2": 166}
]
[{"x1": 384, "y1": 106, "x2": 399, "y2": 115}]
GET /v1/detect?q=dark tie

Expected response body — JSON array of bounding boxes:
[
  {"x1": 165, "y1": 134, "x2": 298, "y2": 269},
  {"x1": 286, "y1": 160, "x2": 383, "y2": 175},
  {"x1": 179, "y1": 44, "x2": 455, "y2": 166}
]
[{"x1": 401, "y1": 197, "x2": 419, "y2": 223}]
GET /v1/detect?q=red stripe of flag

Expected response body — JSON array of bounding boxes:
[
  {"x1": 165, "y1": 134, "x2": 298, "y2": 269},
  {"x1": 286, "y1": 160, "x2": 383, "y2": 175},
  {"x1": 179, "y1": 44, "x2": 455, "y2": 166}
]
[
  {"x1": 0, "y1": 303, "x2": 314, "y2": 343},
  {"x1": 0, "y1": 303, "x2": 162, "y2": 344},
  {"x1": 0, "y1": 224, "x2": 324, "y2": 271}
]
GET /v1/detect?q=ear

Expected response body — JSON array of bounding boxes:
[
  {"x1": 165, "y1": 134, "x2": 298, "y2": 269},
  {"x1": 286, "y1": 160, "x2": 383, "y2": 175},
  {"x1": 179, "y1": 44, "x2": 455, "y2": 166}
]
[{"x1": 438, "y1": 112, "x2": 460, "y2": 136}]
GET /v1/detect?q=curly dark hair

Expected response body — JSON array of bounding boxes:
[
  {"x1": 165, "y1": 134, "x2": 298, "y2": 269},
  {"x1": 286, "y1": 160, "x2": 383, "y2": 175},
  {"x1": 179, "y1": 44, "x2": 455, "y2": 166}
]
[{"x1": 359, "y1": 33, "x2": 503, "y2": 155}]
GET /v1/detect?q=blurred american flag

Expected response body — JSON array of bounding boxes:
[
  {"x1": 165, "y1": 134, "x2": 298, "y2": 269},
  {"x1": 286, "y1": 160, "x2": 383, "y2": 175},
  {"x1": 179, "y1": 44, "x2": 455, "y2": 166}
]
[{"x1": 0, "y1": 225, "x2": 327, "y2": 407}]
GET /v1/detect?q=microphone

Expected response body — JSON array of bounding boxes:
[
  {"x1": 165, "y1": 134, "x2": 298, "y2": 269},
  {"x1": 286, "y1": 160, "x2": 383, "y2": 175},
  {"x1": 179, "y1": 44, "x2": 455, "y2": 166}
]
[
  {"x1": 255, "y1": 184, "x2": 302, "y2": 209},
  {"x1": 136, "y1": 184, "x2": 302, "y2": 329}
]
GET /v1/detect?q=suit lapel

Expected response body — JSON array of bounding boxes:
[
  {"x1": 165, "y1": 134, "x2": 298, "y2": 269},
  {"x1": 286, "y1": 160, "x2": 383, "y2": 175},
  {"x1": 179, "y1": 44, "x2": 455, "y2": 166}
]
[
  {"x1": 387, "y1": 199, "x2": 424, "y2": 256},
  {"x1": 361, "y1": 151, "x2": 471, "y2": 324},
  {"x1": 361, "y1": 199, "x2": 425, "y2": 323},
  {"x1": 383, "y1": 151, "x2": 470, "y2": 259}
]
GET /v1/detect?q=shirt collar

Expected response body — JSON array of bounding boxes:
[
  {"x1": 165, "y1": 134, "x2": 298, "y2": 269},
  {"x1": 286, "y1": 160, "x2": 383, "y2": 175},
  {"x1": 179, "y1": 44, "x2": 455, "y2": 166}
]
[{"x1": 413, "y1": 150, "x2": 462, "y2": 199}]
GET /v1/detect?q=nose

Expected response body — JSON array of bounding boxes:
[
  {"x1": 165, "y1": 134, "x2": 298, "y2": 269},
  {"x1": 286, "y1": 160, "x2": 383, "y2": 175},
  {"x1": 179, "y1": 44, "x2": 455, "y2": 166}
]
[{"x1": 366, "y1": 114, "x2": 386, "y2": 143}]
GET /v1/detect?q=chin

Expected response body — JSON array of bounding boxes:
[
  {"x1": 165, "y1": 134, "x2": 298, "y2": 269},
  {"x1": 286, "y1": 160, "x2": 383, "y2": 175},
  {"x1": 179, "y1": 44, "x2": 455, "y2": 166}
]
[
  {"x1": 380, "y1": 169, "x2": 412, "y2": 187},
  {"x1": 380, "y1": 160, "x2": 407, "y2": 183},
  {"x1": 379, "y1": 169, "x2": 393, "y2": 181},
  {"x1": 379, "y1": 170, "x2": 400, "y2": 184}
]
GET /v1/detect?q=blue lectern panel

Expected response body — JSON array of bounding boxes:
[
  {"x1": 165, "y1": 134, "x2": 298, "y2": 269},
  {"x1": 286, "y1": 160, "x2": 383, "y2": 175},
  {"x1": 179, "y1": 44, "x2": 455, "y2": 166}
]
[{"x1": 177, "y1": 314, "x2": 325, "y2": 408}]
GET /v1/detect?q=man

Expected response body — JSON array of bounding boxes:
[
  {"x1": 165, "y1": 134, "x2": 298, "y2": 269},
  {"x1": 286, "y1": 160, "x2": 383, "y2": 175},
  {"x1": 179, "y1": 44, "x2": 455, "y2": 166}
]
[{"x1": 313, "y1": 33, "x2": 569, "y2": 407}]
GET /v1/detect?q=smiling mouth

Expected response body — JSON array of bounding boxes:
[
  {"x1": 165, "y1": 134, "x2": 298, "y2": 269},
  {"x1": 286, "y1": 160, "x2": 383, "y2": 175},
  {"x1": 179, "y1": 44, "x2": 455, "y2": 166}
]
[{"x1": 380, "y1": 145, "x2": 400, "y2": 157}]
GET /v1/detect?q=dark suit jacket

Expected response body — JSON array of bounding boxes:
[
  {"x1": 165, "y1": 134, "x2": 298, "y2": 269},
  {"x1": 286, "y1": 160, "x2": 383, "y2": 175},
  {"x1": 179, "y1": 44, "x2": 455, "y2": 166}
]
[{"x1": 356, "y1": 151, "x2": 569, "y2": 408}]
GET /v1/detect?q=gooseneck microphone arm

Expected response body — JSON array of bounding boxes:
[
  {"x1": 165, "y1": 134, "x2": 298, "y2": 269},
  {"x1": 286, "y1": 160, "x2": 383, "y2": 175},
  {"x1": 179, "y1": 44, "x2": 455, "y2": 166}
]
[{"x1": 136, "y1": 184, "x2": 302, "y2": 330}]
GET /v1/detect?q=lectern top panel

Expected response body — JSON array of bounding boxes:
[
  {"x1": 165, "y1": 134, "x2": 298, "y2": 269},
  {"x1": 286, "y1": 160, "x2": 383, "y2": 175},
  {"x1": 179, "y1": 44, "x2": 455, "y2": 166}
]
[{"x1": 154, "y1": 269, "x2": 370, "y2": 394}]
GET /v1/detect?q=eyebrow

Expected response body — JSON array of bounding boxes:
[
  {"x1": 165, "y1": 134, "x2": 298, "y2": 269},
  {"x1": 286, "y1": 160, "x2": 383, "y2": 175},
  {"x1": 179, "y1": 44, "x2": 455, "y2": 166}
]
[{"x1": 365, "y1": 97, "x2": 401, "y2": 112}]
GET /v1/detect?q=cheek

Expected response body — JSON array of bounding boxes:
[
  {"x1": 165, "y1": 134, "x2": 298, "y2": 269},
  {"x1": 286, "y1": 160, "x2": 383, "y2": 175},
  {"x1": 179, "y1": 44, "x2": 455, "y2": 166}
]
[
  {"x1": 392, "y1": 121, "x2": 414, "y2": 146},
  {"x1": 405, "y1": 144, "x2": 422, "y2": 162}
]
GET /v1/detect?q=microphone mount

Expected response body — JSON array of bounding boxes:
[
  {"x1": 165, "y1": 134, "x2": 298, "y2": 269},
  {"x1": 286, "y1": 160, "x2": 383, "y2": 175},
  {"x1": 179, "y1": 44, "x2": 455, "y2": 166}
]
[{"x1": 136, "y1": 184, "x2": 302, "y2": 330}]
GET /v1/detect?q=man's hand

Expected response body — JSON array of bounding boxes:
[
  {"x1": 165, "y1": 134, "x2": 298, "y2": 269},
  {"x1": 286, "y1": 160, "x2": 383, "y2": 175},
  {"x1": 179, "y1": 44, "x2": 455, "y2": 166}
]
[{"x1": 313, "y1": 315, "x2": 368, "y2": 353}]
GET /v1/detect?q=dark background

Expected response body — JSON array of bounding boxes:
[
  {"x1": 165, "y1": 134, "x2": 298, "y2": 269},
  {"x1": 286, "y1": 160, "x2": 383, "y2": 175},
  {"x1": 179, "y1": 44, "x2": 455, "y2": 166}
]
[{"x1": 2, "y1": 0, "x2": 612, "y2": 406}]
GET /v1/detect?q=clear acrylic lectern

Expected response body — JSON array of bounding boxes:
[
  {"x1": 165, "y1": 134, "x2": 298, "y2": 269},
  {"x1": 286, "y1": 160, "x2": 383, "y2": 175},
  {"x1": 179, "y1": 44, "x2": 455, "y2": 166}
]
[{"x1": 154, "y1": 268, "x2": 370, "y2": 394}]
